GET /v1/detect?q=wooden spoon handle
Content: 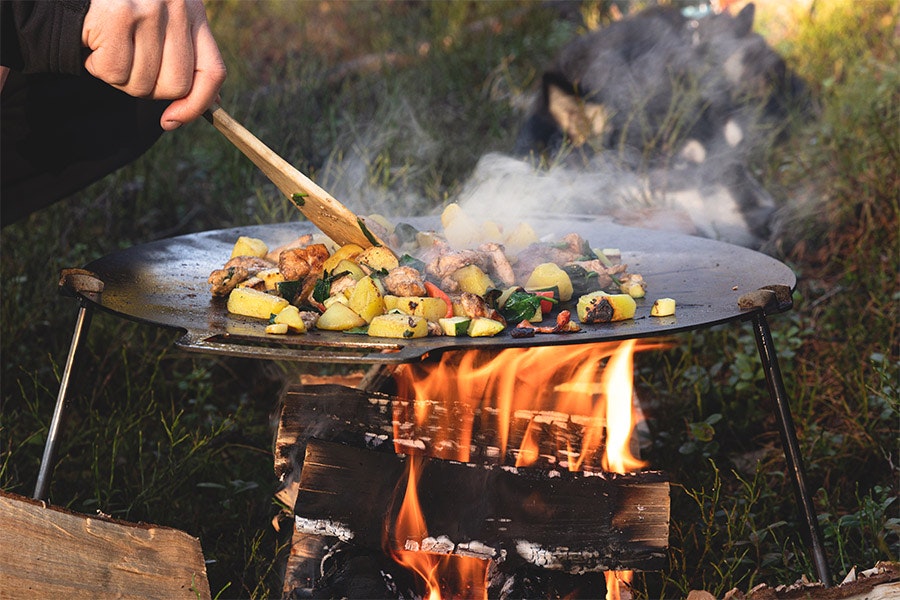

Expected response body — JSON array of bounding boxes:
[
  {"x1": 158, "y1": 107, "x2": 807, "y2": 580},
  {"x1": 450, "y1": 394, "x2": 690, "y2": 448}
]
[{"x1": 204, "y1": 106, "x2": 384, "y2": 248}]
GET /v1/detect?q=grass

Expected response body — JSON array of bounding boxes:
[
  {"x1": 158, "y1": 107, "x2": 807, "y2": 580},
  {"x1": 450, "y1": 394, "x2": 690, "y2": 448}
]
[{"x1": 1, "y1": 1, "x2": 897, "y2": 598}]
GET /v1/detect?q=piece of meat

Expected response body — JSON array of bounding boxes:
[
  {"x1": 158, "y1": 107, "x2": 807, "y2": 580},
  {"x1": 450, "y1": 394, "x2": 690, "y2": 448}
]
[
  {"x1": 425, "y1": 249, "x2": 488, "y2": 281},
  {"x1": 223, "y1": 256, "x2": 276, "y2": 275},
  {"x1": 458, "y1": 292, "x2": 489, "y2": 319},
  {"x1": 279, "y1": 250, "x2": 311, "y2": 281},
  {"x1": 266, "y1": 234, "x2": 315, "y2": 263},
  {"x1": 208, "y1": 266, "x2": 249, "y2": 296},
  {"x1": 384, "y1": 266, "x2": 427, "y2": 297},
  {"x1": 478, "y1": 242, "x2": 516, "y2": 287}
]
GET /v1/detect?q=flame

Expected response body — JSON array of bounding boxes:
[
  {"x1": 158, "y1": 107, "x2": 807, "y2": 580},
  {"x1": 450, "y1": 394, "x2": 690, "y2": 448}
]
[
  {"x1": 388, "y1": 454, "x2": 488, "y2": 599},
  {"x1": 389, "y1": 340, "x2": 663, "y2": 597},
  {"x1": 393, "y1": 340, "x2": 660, "y2": 471},
  {"x1": 605, "y1": 570, "x2": 634, "y2": 600}
]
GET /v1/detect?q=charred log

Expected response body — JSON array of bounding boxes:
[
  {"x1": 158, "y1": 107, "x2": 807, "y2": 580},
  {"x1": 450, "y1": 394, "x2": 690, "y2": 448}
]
[{"x1": 294, "y1": 439, "x2": 669, "y2": 574}]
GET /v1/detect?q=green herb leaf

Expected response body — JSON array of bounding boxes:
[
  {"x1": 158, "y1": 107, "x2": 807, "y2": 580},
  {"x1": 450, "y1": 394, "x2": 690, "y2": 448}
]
[
  {"x1": 499, "y1": 291, "x2": 543, "y2": 325},
  {"x1": 358, "y1": 218, "x2": 381, "y2": 247},
  {"x1": 290, "y1": 192, "x2": 307, "y2": 208},
  {"x1": 398, "y1": 253, "x2": 426, "y2": 272}
]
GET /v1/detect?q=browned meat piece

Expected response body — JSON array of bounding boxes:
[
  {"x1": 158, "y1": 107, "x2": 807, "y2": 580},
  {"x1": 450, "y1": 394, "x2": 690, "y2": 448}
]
[
  {"x1": 279, "y1": 249, "x2": 311, "y2": 281},
  {"x1": 304, "y1": 244, "x2": 330, "y2": 271},
  {"x1": 458, "y1": 292, "x2": 489, "y2": 319},
  {"x1": 208, "y1": 266, "x2": 249, "y2": 296},
  {"x1": 384, "y1": 266, "x2": 427, "y2": 297},
  {"x1": 425, "y1": 249, "x2": 488, "y2": 281},
  {"x1": 478, "y1": 242, "x2": 516, "y2": 287},
  {"x1": 328, "y1": 274, "x2": 357, "y2": 297},
  {"x1": 223, "y1": 255, "x2": 276, "y2": 275},
  {"x1": 266, "y1": 234, "x2": 315, "y2": 263},
  {"x1": 568, "y1": 259, "x2": 628, "y2": 289},
  {"x1": 298, "y1": 311, "x2": 320, "y2": 331}
]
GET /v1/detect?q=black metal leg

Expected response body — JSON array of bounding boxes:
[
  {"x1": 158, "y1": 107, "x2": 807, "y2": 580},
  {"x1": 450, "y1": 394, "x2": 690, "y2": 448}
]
[
  {"x1": 750, "y1": 311, "x2": 831, "y2": 587},
  {"x1": 33, "y1": 300, "x2": 94, "y2": 501}
]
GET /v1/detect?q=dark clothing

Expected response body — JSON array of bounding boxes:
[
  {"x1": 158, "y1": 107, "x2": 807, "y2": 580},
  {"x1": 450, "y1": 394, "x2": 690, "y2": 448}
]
[{"x1": 1, "y1": 0, "x2": 168, "y2": 227}]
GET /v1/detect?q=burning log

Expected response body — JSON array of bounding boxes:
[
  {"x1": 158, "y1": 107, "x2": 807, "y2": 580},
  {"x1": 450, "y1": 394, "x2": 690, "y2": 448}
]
[{"x1": 294, "y1": 439, "x2": 669, "y2": 574}]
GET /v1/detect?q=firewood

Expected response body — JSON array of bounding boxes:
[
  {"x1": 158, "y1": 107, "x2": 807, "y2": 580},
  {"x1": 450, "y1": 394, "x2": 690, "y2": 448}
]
[
  {"x1": 294, "y1": 439, "x2": 669, "y2": 574},
  {"x1": 0, "y1": 491, "x2": 210, "y2": 600}
]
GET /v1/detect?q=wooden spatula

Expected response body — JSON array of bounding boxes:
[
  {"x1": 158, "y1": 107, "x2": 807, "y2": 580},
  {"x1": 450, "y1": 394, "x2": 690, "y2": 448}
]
[{"x1": 204, "y1": 106, "x2": 385, "y2": 249}]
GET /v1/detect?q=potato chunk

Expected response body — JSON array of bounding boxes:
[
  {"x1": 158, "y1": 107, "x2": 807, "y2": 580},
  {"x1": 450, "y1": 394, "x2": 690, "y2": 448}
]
[
  {"x1": 316, "y1": 302, "x2": 367, "y2": 331},
  {"x1": 367, "y1": 314, "x2": 428, "y2": 339},
  {"x1": 576, "y1": 291, "x2": 636, "y2": 323},
  {"x1": 227, "y1": 287, "x2": 290, "y2": 320},
  {"x1": 230, "y1": 236, "x2": 268, "y2": 259},
  {"x1": 525, "y1": 263, "x2": 574, "y2": 302}
]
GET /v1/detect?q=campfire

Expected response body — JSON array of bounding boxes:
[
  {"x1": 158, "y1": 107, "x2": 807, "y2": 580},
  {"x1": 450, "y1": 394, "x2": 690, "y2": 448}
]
[{"x1": 278, "y1": 340, "x2": 671, "y2": 599}]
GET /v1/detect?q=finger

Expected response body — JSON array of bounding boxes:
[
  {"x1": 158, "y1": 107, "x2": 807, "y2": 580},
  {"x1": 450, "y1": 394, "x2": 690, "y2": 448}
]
[
  {"x1": 160, "y1": 18, "x2": 226, "y2": 129},
  {"x1": 151, "y1": 1, "x2": 194, "y2": 99},
  {"x1": 124, "y1": 7, "x2": 166, "y2": 97}
]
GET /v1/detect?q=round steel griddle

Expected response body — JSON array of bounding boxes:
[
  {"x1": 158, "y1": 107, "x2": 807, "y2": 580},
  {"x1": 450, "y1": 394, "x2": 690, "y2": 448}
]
[{"x1": 76, "y1": 215, "x2": 795, "y2": 364}]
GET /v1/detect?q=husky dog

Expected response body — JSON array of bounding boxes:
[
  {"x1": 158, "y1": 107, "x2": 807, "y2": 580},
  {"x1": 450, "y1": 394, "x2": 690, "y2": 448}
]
[{"x1": 459, "y1": 3, "x2": 809, "y2": 248}]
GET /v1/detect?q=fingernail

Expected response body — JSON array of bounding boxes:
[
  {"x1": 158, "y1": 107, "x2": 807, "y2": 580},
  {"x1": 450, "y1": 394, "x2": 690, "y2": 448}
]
[{"x1": 163, "y1": 120, "x2": 183, "y2": 131}]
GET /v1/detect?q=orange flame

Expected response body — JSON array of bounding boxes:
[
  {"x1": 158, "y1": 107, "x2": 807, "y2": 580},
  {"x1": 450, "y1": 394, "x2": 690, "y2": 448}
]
[
  {"x1": 388, "y1": 454, "x2": 488, "y2": 600},
  {"x1": 605, "y1": 570, "x2": 634, "y2": 600},
  {"x1": 389, "y1": 340, "x2": 663, "y2": 597}
]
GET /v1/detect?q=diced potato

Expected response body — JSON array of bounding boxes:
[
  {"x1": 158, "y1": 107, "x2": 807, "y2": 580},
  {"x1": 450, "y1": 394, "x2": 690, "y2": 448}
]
[
  {"x1": 348, "y1": 276, "x2": 386, "y2": 323},
  {"x1": 650, "y1": 297, "x2": 676, "y2": 317},
  {"x1": 576, "y1": 291, "x2": 636, "y2": 323},
  {"x1": 368, "y1": 313, "x2": 428, "y2": 339},
  {"x1": 227, "y1": 287, "x2": 289, "y2": 320},
  {"x1": 265, "y1": 323, "x2": 289, "y2": 335},
  {"x1": 451, "y1": 264, "x2": 494, "y2": 296},
  {"x1": 504, "y1": 222, "x2": 539, "y2": 255},
  {"x1": 256, "y1": 268, "x2": 285, "y2": 291},
  {"x1": 390, "y1": 296, "x2": 449, "y2": 322},
  {"x1": 316, "y1": 302, "x2": 367, "y2": 330},
  {"x1": 332, "y1": 259, "x2": 366, "y2": 281},
  {"x1": 441, "y1": 203, "x2": 464, "y2": 229},
  {"x1": 439, "y1": 316, "x2": 472, "y2": 336},
  {"x1": 619, "y1": 273, "x2": 646, "y2": 299},
  {"x1": 230, "y1": 236, "x2": 269, "y2": 259},
  {"x1": 525, "y1": 263, "x2": 574, "y2": 301},
  {"x1": 357, "y1": 245, "x2": 399, "y2": 272},
  {"x1": 323, "y1": 294, "x2": 349, "y2": 308},
  {"x1": 467, "y1": 317, "x2": 505, "y2": 337},
  {"x1": 322, "y1": 244, "x2": 364, "y2": 273},
  {"x1": 273, "y1": 305, "x2": 308, "y2": 333},
  {"x1": 480, "y1": 221, "x2": 504, "y2": 244},
  {"x1": 443, "y1": 220, "x2": 478, "y2": 250}
]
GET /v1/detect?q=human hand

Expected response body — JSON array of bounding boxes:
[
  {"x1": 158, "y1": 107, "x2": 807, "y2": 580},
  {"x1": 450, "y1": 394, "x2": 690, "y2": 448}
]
[{"x1": 82, "y1": 0, "x2": 227, "y2": 130}]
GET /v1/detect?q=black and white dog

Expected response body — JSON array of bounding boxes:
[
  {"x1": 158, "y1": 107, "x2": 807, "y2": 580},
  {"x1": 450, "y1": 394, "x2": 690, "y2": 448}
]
[{"x1": 457, "y1": 3, "x2": 809, "y2": 248}]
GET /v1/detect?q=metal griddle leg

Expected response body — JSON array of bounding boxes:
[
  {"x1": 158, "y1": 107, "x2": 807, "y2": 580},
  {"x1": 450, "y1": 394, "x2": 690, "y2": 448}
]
[
  {"x1": 33, "y1": 301, "x2": 94, "y2": 501},
  {"x1": 751, "y1": 311, "x2": 831, "y2": 586}
]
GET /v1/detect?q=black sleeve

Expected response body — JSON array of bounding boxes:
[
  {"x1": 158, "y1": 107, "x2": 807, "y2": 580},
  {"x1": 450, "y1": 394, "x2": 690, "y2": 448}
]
[{"x1": 1, "y1": 0, "x2": 91, "y2": 74}]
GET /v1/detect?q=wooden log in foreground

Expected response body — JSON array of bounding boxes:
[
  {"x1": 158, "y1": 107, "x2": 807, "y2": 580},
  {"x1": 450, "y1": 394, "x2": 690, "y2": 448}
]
[
  {"x1": 0, "y1": 491, "x2": 210, "y2": 600},
  {"x1": 294, "y1": 439, "x2": 669, "y2": 573}
]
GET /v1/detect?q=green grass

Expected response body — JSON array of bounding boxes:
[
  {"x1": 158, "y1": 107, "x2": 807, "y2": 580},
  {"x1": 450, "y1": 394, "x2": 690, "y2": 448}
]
[{"x1": 2, "y1": 1, "x2": 897, "y2": 598}]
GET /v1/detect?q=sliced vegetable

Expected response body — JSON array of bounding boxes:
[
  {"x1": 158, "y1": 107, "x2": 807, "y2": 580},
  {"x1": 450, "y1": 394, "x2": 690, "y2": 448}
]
[
  {"x1": 467, "y1": 317, "x2": 505, "y2": 337},
  {"x1": 576, "y1": 291, "x2": 636, "y2": 323},
  {"x1": 390, "y1": 296, "x2": 449, "y2": 322},
  {"x1": 525, "y1": 263, "x2": 574, "y2": 301},
  {"x1": 316, "y1": 302, "x2": 367, "y2": 330},
  {"x1": 230, "y1": 236, "x2": 268, "y2": 259},
  {"x1": 451, "y1": 264, "x2": 494, "y2": 295},
  {"x1": 357, "y1": 245, "x2": 399, "y2": 272},
  {"x1": 368, "y1": 313, "x2": 428, "y2": 339},
  {"x1": 532, "y1": 289, "x2": 559, "y2": 314},
  {"x1": 273, "y1": 305, "x2": 307, "y2": 333},
  {"x1": 439, "y1": 316, "x2": 472, "y2": 336},
  {"x1": 227, "y1": 287, "x2": 289, "y2": 320},
  {"x1": 424, "y1": 281, "x2": 454, "y2": 318},
  {"x1": 650, "y1": 297, "x2": 676, "y2": 317},
  {"x1": 265, "y1": 322, "x2": 289, "y2": 335},
  {"x1": 348, "y1": 276, "x2": 385, "y2": 323},
  {"x1": 499, "y1": 290, "x2": 543, "y2": 325},
  {"x1": 322, "y1": 243, "x2": 364, "y2": 272}
]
